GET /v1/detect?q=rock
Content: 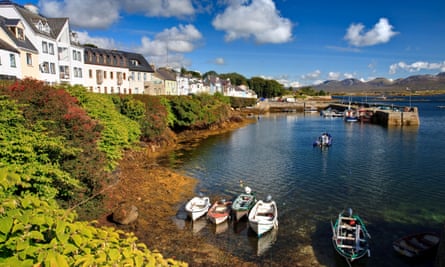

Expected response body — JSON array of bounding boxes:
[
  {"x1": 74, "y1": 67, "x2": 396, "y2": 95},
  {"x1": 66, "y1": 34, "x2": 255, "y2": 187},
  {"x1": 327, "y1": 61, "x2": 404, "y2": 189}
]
[{"x1": 112, "y1": 202, "x2": 138, "y2": 225}]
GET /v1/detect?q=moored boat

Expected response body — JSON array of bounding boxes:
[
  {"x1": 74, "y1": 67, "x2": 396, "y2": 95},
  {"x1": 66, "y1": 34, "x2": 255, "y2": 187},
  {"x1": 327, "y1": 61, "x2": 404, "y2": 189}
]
[
  {"x1": 313, "y1": 132, "x2": 332, "y2": 147},
  {"x1": 185, "y1": 195, "x2": 211, "y2": 221},
  {"x1": 331, "y1": 208, "x2": 371, "y2": 265},
  {"x1": 248, "y1": 195, "x2": 278, "y2": 237},
  {"x1": 392, "y1": 232, "x2": 440, "y2": 258},
  {"x1": 232, "y1": 186, "x2": 256, "y2": 221},
  {"x1": 207, "y1": 199, "x2": 232, "y2": 225}
]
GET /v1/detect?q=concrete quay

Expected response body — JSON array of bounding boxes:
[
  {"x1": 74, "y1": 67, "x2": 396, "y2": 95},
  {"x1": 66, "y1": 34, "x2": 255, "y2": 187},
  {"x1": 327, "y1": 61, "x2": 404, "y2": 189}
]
[
  {"x1": 252, "y1": 101, "x2": 420, "y2": 127},
  {"x1": 329, "y1": 103, "x2": 420, "y2": 126}
]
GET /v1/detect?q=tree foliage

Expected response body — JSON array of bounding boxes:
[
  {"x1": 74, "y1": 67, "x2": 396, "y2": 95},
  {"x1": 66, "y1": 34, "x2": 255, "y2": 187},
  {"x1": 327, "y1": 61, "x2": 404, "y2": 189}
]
[
  {"x1": 0, "y1": 167, "x2": 187, "y2": 267},
  {"x1": 164, "y1": 94, "x2": 232, "y2": 131}
]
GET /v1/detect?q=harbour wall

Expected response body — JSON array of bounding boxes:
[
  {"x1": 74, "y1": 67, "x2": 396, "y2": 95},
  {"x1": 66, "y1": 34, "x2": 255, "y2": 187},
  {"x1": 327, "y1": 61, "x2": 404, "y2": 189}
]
[{"x1": 251, "y1": 101, "x2": 420, "y2": 127}]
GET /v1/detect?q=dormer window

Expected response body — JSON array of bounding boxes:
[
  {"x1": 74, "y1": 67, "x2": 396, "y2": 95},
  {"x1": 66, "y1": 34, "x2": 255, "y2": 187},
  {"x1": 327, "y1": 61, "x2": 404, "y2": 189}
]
[
  {"x1": 131, "y1": 59, "x2": 139, "y2": 66},
  {"x1": 35, "y1": 20, "x2": 51, "y2": 34}
]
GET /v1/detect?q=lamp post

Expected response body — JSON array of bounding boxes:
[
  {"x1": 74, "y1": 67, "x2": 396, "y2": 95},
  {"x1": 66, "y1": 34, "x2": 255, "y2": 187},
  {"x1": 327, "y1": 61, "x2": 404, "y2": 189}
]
[{"x1": 406, "y1": 87, "x2": 411, "y2": 108}]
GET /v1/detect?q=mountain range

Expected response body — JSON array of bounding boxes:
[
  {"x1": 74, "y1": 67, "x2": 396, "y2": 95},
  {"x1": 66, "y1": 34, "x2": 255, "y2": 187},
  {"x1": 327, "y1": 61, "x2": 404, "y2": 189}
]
[{"x1": 311, "y1": 72, "x2": 445, "y2": 94}]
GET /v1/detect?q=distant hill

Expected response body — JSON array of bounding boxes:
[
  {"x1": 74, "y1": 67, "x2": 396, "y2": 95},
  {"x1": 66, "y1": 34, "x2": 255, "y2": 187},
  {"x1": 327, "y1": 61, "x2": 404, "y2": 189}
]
[{"x1": 310, "y1": 72, "x2": 445, "y2": 94}]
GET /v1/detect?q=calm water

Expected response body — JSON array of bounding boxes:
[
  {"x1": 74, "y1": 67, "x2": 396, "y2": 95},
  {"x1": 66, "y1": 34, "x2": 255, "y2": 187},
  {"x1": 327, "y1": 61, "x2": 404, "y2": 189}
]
[{"x1": 163, "y1": 95, "x2": 445, "y2": 267}]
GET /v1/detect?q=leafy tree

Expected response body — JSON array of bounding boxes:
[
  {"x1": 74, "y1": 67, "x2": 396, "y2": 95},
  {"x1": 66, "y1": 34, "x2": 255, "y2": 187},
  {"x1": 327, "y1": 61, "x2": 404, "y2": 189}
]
[{"x1": 219, "y1": 72, "x2": 248, "y2": 86}]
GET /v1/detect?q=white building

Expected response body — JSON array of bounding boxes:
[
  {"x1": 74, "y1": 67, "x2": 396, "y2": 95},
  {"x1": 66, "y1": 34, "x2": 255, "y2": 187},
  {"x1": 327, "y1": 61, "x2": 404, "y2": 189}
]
[{"x1": 83, "y1": 46, "x2": 129, "y2": 94}]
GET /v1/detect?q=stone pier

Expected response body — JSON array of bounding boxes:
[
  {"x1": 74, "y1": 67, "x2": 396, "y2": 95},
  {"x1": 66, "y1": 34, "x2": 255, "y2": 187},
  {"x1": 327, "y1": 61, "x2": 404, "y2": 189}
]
[{"x1": 373, "y1": 107, "x2": 420, "y2": 126}]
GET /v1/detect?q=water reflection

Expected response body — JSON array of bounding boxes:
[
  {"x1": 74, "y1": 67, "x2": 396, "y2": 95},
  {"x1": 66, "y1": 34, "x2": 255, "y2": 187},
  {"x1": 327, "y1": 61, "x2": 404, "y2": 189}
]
[{"x1": 249, "y1": 228, "x2": 278, "y2": 256}]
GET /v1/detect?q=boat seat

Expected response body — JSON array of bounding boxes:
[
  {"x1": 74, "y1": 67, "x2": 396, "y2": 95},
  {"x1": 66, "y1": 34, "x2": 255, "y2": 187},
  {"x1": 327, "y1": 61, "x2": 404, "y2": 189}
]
[
  {"x1": 337, "y1": 236, "x2": 355, "y2": 241},
  {"x1": 340, "y1": 224, "x2": 356, "y2": 230},
  {"x1": 337, "y1": 244, "x2": 354, "y2": 249}
]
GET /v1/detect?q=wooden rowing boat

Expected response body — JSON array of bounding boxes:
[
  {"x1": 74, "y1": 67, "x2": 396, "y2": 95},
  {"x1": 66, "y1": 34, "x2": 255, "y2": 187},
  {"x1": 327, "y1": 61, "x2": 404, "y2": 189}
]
[
  {"x1": 248, "y1": 196, "x2": 278, "y2": 237},
  {"x1": 331, "y1": 208, "x2": 371, "y2": 265},
  {"x1": 393, "y1": 232, "x2": 440, "y2": 258},
  {"x1": 185, "y1": 195, "x2": 211, "y2": 221},
  {"x1": 232, "y1": 186, "x2": 256, "y2": 221},
  {"x1": 207, "y1": 199, "x2": 232, "y2": 225}
]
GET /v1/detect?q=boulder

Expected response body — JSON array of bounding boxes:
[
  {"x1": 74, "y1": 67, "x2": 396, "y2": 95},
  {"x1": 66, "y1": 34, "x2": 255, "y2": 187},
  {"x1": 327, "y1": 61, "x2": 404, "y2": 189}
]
[{"x1": 111, "y1": 202, "x2": 138, "y2": 225}]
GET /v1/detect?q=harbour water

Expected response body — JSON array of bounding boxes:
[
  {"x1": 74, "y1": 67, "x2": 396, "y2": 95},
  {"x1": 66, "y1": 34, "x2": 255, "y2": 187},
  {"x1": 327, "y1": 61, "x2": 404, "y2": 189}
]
[{"x1": 163, "y1": 94, "x2": 445, "y2": 266}]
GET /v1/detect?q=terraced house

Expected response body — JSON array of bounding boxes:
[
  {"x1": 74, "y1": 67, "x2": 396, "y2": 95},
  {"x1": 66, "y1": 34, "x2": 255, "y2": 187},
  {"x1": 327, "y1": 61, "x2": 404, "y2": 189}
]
[{"x1": 0, "y1": 0, "x2": 257, "y2": 98}]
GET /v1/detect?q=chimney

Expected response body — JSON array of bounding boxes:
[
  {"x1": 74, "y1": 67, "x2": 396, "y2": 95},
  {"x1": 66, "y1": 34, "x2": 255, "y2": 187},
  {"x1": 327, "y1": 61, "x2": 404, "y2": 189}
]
[{"x1": 24, "y1": 4, "x2": 39, "y2": 14}]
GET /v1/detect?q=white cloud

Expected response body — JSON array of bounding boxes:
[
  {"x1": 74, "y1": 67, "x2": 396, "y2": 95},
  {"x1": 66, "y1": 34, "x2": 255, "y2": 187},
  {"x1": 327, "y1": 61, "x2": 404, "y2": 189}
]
[
  {"x1": 39, "y1": 0, "x2": 196, "y2": 29},
  {"x1": 40, "y1": 0, "x2": 121, "y2": 29},
  {"x1": 212, "y1": 0, "x2": 293, "y2": 44},
  {"x1": 345, "y1": 18, "x2": 398, "y2": 47},
  {"x1": 328, "y1": 72, "x2": 341, "y2": 80},
  {"x1": 136, "y1": 24, "x2": 202, "y2": 69},
  {"x1": 301, "y1": 70, "x2": 321, "y2": 80},
  {"x1": 389, "y1": 61, "x2": 445, "y2": 74},
  {"x1": 76, "y1": 31, "x2": 117, "y2": 49},
  {"x1": 214, "y1": 57, "x2": 225, "y2": 65}
]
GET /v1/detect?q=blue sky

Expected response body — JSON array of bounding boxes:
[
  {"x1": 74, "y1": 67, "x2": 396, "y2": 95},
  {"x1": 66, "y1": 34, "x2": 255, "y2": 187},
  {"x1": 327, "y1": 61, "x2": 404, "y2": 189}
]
[{"x1": 15, "y1": 0, "x2": 445, "y2": 87}]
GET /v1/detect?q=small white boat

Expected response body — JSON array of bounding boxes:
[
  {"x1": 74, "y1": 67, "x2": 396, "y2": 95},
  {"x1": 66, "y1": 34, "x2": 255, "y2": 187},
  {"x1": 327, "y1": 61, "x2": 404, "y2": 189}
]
[
  {"x1": 232, "y1": 186, "x2": 256, "y2": 221},
  {"x1": 248, "y1": 196, "x2": 278, "y2": 237},
  {"x1": 185, "y1": 195, "x2": 211, "y2": 221},
  {"x1": 207, "y1": 199, "x2": 232, "y2": 225}
]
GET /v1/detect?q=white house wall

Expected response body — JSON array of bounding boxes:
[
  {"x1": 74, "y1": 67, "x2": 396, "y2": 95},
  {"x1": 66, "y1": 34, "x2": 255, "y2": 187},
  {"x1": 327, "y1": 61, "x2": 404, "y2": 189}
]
[
  {"x1": 0, "y1": 49, "x2": 20, "y2": 78},
  {"x1": 84, "y1": 64, "x2": 129, "y2": 94}
]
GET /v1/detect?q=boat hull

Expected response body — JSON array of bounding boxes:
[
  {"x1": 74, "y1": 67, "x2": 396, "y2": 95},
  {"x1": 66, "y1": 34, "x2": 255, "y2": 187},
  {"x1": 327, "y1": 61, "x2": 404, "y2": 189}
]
[
  {"x1": 207, "y1": 200, "x2": 232, "y2": 225},
  {"x1": 185, "y1": 196, "x2": 211, "y2": 221},
  {"x1": 232, "y1": 193, "x2": 256, "y2": 221},
  {"x1": 331, "y1": 210, "x2": 371, "y2": 263},
  {"x1": 248, "y1": 200, "x2": 278, "y2": 237}
]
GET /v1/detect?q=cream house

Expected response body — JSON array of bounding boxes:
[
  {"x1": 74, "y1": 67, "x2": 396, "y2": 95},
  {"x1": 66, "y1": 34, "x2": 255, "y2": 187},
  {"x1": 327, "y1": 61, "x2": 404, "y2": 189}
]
[{"x1": 0, "y1": 15, "x2": 39, "y2": 80}]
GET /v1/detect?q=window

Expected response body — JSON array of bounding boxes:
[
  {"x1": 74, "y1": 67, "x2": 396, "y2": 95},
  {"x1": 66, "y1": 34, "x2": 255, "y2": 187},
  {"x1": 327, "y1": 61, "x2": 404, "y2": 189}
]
[
  {"x1": 89, "y1": 69, "x2": 93, "y2": 78},
  {"x1": 26, "y1": 53, "x2": 32, "y2": 65},
  {"x1": 17, "y1": 28, "x2": 24, "y2": 40},
  {"x1": 40, "y1": 62, "x2": 49, "y2": 73},
  {"x1": 137, "y1": 72, "x2": 140, "y2": 81},
  {"x1": 10, "y1": 54, "x2": 16, "y2": 67},
  {"x1": 77, "y1": 68, "x2": 83, "y2": 78},
  {"x1": 110, "y1": 72, "x2": 114, "y2": 79},
  {"x1": 103, "y1": 71, "x2": 107, "y2": 79},
  {"x1": 48, "y1": 43, "x2": 54, "y2": 55},
  {"x1": 77, "y1": 51, "x2": 81, "y2": 61},
  {"x1": 42, "y1": 41, "x2": 48, "y2": 53},
  {"x1": 144, "y1": 73, "x2": 147, "y2": 81},
  {"x1": 72, "y1": 50, "x2": 77, "y2": 60},
  {"x1": 50, "y1": 63, "x2": 55, "y2": 74}
]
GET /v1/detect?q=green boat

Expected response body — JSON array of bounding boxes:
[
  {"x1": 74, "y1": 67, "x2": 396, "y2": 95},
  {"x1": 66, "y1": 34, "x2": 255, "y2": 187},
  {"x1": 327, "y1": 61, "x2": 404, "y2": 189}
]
[
  {"x1": 231, "y1": 186, "x2": 256, "y2": 221},
  {"x1": 331, "y1": 208, "x2": 371, "y2": 266}
]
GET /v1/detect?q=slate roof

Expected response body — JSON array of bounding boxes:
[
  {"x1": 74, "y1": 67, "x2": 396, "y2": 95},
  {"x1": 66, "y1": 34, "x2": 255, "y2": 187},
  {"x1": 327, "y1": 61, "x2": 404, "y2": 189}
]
[
  {"x1": 1, "y1": 1, "x2": 67, "y2": 39},
  {"x1": 0, "y1": 15, "x2": 38, "y2": 53},
  {"x1": 0, "y1": 36, "x2": 18, "y2": 53},
  {"x1": 156, "y1": 67, "x2": 177, "y2": 81},
  {"x1": 121, "y1": 51, "x2": 154, "y2": 73}
]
